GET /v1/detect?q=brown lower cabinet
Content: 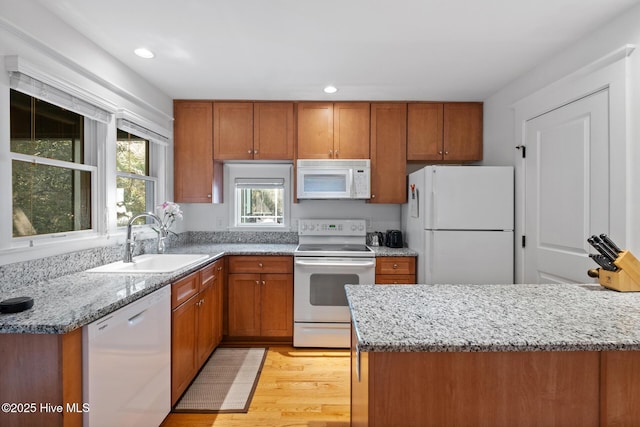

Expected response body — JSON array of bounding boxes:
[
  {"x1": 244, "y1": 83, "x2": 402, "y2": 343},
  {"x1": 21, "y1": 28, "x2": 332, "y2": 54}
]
[
  {"x1": 351, "y1": 325, "x2": 640, "y2": 426},
  {"x1": 226, "y1": 256, "x2": 293, "y2": 339},
  {"x1": 171, "y1": 258, "x2": 224, "y2": 405},
  {"x1": 375, "y1": 256, "x2": 416, "y2": 284}
]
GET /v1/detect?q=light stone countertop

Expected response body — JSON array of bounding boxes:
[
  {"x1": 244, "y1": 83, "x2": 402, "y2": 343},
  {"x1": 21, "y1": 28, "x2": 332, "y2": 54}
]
[
  {"x1": 346, "y1": 283, "x2": 640, "y2": 353},
  {"x1": 368, "y1": 246, "x2": 417, "y2": 256},
  {"x1": 0, "y1": 243, "x2": 297, "y2": 334},
  {"x1": 0, "y1": 242, "x2": 414, "y2": 334}
]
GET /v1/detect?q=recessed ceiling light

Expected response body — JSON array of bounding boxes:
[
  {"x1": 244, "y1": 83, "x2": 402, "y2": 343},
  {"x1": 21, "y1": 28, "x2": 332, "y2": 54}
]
[
  {"x1": 324, "y1": 85, "x2": 338, "y2": 94},
  {"x1": 134, "y1": 48, "x2": 155, "y2": 59}
]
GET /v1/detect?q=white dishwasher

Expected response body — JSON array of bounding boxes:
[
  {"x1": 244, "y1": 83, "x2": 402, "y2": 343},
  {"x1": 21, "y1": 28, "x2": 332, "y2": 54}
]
[{"x1": 83, "y1": 286, "x2": 171, "y2": 427}]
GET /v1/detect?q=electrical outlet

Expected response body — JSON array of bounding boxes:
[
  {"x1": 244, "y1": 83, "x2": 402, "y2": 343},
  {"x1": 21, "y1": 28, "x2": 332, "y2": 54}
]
[{"x1": 366, "y1": 218, "x2": 372, "y2": 231}]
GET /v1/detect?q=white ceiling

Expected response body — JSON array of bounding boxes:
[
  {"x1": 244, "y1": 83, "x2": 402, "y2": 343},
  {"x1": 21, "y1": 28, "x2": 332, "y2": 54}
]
[{"x1": 36, "y1": 0, "x2": 640, "y2": 101}]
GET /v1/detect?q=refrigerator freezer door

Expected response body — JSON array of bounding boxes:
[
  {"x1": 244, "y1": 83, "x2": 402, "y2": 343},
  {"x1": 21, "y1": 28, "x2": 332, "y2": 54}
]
[
  {"x1": 428, "y1": 166, "x2": 514, "y2": 231},
  {"x1": 424, "y1": 230, "x2": 514, "y2": 284}
]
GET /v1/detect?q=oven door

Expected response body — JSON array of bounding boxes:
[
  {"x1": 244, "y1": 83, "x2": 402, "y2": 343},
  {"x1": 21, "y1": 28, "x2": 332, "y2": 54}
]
[{"x1": 294, "y1": 256, "x2": 376, "y2": 322}]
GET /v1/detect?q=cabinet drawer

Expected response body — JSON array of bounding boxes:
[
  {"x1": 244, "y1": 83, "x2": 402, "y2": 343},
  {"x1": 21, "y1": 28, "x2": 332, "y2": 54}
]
[
  {"x1": 375, "y1": 257, "x2": 416, "y2": 275},
  {"x1": 375, "y1": 275, "x2": 416, "y2": 285},
  {"x1": 171, "y1": 271, "x2": 201, "y2": 309},
  {"x1": 228, "y1": 256, "x2": 293, "y2": 274},
  {"x1": 199, "y1": 262, "x2": 216, "y2": 290}
]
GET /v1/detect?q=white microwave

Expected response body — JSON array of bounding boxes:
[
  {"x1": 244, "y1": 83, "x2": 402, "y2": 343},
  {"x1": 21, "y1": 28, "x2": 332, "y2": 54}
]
[{"x1": 297, "y1": 159, "x2": 371, "y2": 200}]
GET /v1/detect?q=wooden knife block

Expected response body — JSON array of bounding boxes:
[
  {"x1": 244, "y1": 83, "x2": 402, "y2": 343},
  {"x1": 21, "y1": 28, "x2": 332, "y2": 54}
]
[{"x1": 598, "y1": 250, "x2": 640, "y2": 292}]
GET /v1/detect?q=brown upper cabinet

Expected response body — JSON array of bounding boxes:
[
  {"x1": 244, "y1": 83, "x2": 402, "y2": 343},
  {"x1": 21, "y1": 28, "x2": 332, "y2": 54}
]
[
  {"x1": 370, "y1": 103, "x2": 407, "y2": 204},
  {"x1": 214, "y1": 102, "x2": 294, "y2": 160},
  {"x1": 297, "y1": 102, "x2": 370, "y2": 159},
  {"x1": 407, "y1": 102, "x2": 483, "y2": 162},
  {"x1": 173, "y1": 100, "x2": 218, "y2": 203}
]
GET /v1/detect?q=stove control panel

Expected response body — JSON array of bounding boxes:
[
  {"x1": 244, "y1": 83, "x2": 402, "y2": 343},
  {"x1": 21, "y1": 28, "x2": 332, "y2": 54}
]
[{"x1": 298, "y1": 219, "x2": 366, "y2": 236}]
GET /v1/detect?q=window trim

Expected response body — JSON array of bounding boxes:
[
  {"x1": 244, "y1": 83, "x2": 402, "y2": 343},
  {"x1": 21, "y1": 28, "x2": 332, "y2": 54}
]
[
  {"x1": 226, "y1": 163, "x2": 292, "y2": 231},
  {"x1": 115, "y1": 128, "x2": 159, "y2": 228}
]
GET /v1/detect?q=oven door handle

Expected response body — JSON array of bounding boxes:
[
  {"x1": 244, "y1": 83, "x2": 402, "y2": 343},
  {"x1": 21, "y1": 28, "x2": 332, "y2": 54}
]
[{"x1": 295, "y1": 259, "x2": 376, "y2": 268}]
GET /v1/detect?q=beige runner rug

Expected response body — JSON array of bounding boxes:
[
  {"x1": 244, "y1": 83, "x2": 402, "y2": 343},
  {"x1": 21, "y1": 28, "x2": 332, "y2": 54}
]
[{"x1": 174, "y1": 347, "x2": 267, "y2": 413}]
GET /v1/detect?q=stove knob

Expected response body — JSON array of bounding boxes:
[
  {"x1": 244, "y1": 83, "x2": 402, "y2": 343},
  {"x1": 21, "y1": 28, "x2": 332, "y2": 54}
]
[
  {"x1": 301, "y1": 223, "x2": 307, "y2": 231},
  {"x1": 309, "y1": 224, "x2": 315, "y2": 231},
  {"x1": 351, "y1": 224, "x2": 357, "y2": 231},
  {"x1": 358, "y1": 224, "x2": 365, "y2": 231}
]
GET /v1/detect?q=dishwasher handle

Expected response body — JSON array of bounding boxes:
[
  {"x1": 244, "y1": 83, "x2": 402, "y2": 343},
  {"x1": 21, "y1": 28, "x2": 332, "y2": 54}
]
[{"x1": 128, "y1": 309, "x2": 147, "y2": 326}]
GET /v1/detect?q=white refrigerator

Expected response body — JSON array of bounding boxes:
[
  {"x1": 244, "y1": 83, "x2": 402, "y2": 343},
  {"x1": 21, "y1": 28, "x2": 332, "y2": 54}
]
[{"x1": 402, "y1": 165, "x2": 514, "y2": 284}]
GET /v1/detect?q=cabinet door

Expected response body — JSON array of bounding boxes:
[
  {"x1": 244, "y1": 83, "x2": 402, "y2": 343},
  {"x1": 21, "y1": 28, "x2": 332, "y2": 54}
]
[
  {"x1": 407, "y1": 103, "x2": 444, "y2": 160},
  {"x1": 443, "y1": 102, "x2": 483, "y2": 161},
  {"x1": 254, "y1": 102, "x2": 294, "y2": 160},
  {"x1": 334, "y1": 102, "x2": 370, "y2": 159},
  {"x1": 227, "y1": 274, "x2": 262, "y2": 336},
  {"x1": 213, "y1": 102, "x2": 254, "y2": 160},
  {"x1": 171, "y1": 295, "x2": 198, "y2": 405},
  {"x1": 173, "y1": 101, "x2": 214, "y2": 203},
  {"x1": 370, "y1": 103, "x2": 407, "y2": 204},
  {"x1": 297, "y1": 102, "x2": 334, "y2": 159},
  {"x1": 260, "y1": 273, "x2": 293, "y2": 337},
  {"x1": 196, "y1": 285, "x2": 215, "y2": 367}
]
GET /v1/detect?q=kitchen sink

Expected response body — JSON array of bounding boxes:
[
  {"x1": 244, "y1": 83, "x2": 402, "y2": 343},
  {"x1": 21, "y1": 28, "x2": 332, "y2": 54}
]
[{"x1": 87, "y1": 254, "x2": 210, "y2": 274}]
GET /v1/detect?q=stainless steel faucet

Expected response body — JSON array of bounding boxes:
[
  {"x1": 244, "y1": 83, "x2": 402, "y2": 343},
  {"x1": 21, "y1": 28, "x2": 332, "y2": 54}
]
[{"x1": 124, "y1": 212, "x2": 164, "y2": 263}]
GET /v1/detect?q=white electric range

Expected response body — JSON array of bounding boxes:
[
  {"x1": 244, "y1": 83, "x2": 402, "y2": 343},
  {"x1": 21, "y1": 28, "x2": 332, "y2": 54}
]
[{"x1": 293, "y1": 219, "x2": 375, "y2": 348}]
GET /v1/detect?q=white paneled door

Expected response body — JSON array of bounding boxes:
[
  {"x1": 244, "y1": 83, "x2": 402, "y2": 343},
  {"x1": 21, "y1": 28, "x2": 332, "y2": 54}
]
[{"x1": 524, "y1": 89, "x2": 609, "y2": 283}]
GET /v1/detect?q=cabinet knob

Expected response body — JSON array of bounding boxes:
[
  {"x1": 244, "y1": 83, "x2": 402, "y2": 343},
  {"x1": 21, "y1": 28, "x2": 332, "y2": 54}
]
[
  {"x1": 329, "y1": 150, "x2": 333, "y2": 157},
  {"x1": 393, "y1": 264, "x2": 398, "y2": 269},
  {"x1": 255, "y1": 280, "x2": 260, "y2": 285},
  {"x1": 207, "y1": 194, "x2": 212, "y2": 198},
  {"x1": 247, "y1": 150, "x2": 252, "y2": 154},
  {"x1": 258, "y1": 262, "x2": 263, "y2": 268},
  {"x1": 438, "y1": 151, "x2": 443, "y2": 155},
  {"x1": 254, "y1": 149, "x2": 258, "y2": 154},
  {"x1": 262, "y1": 280, "x2": 266, "y2": 285},
  {"x1": 371, "y1": 194, "x2": 376, "y2": 199},
  {"x1": 335, "y1": 150, "x2": 339, "y2": 157},
  {"x1": 445, "y1": 151, "x2": 449, "y2": 155},
  {"x1": 217, "y1": 266, "x2": 223, "y2": 271}
]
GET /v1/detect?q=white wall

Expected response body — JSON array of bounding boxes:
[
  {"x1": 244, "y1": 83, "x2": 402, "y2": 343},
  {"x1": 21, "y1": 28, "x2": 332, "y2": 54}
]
[
  {"x1": 180, "y1": 198, "x2": 401, "y2": 234},
  {"x1": 0, "y1": 1, "x2": 173, "y2": 124},
  {"x1": 482, "y1": 3, "x2": 640, "y2": 250}
]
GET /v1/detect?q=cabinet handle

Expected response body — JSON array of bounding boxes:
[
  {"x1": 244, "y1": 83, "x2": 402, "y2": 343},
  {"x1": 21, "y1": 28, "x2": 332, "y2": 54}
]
[
  {"x1": 371, "y1": 194, "x2": 376, "y2": 199},
  {"x1": 207, "y1": 194, "x2": 212, "y2": 198},
  {"x1": 445, "y1": 151, "x2": 449, "y2": 155},
  {"x1": 258, "y1": 262, "x2": 263, "y2": 268},
  {"x1": 217, "y1": 266, "x2": 223, "y2": 271},
  {"x1": 329, "y1": 149, "x2": 333, "y2": 157},
  {"x1": 439, "y1": 151, "x2": 443, "y2": 155},
  {"x1": 262, "y1": 280, "x2": 266, "y2": 285},
  {"x1": 335, "y1": 150, "x2": 339, "y2": 157},
  {"x1": 247, "y1": 150, "x2": 252, "y2": 154},
  {"x1": 254, "y1": 149, "x2": 258, "y2": 154},
  {"x1": 393, "y1": 263, "x2": 398, "y2": 269},
  {"x1": 255, "y1": 280, "x2": 260, "y2": 285}
]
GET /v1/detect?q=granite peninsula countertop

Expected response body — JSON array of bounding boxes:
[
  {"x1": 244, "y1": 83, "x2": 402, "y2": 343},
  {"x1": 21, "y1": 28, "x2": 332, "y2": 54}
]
[
  {"x1": 346, "y1": 283, "x2": 640, "y2": 353},
  {"x1": 0, "y1": 243, "x2": 297, "y2": 334}
]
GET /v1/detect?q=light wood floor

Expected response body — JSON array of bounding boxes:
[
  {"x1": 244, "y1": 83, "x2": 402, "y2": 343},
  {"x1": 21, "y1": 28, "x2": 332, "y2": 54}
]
[{"x1": 160, "y1": 346, "x2": 351, "y2": 427}]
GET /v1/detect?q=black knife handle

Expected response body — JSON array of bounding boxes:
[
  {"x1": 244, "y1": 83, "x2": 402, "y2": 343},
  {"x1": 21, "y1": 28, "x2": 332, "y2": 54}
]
[
  {"x1": 599, "y1": 234, "x2": 622, "y2": 254},
  {"x1": 589, "y1": 254, "x2": 618, "y2": 271},
  {"x1": 591, "y1": 236, "x2": 618, "y2": 261}
]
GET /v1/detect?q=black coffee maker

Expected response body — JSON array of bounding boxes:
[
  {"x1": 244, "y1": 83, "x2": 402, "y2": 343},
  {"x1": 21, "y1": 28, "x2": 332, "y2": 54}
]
[{"x1": 385, "y1": 230, "x2": 403, "y2": 248}]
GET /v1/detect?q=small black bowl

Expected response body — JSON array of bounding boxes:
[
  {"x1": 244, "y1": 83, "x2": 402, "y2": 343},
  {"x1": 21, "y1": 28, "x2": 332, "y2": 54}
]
[{"x1": 0, "y1": 296, "x2": 34, "y2": 313}]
